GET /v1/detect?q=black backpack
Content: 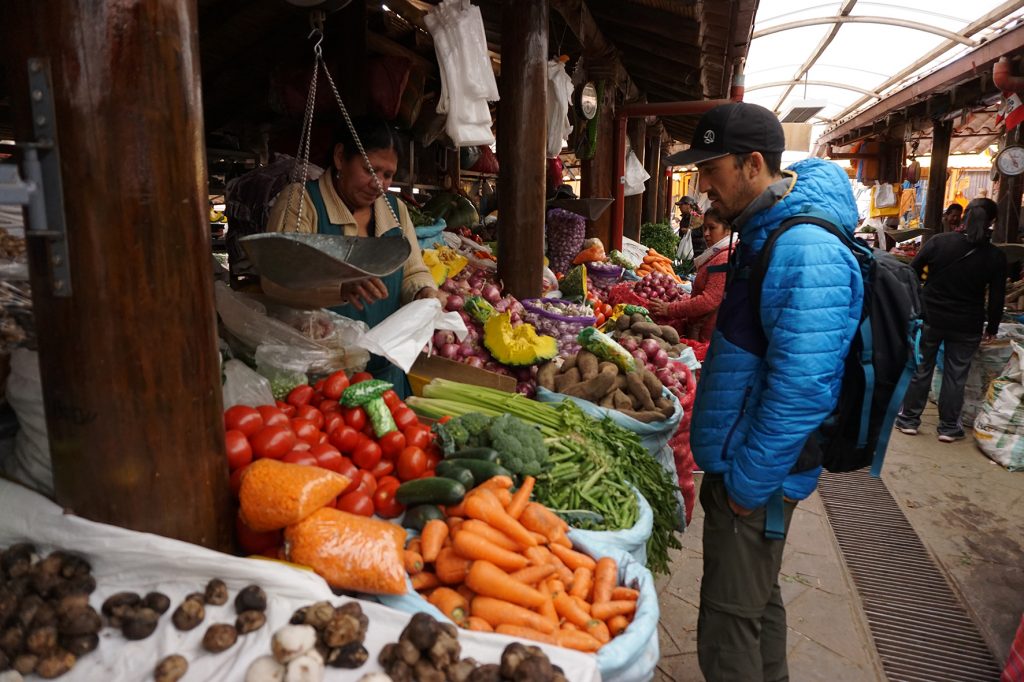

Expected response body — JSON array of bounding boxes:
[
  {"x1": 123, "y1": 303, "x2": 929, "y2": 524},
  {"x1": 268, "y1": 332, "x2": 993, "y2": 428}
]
[{"x1": 750, "y1": 215, "x2": 923, "y2": 476}]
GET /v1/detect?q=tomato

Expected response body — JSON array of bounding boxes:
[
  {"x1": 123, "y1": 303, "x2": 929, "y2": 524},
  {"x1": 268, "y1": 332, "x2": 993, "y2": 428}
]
[
  {"x1": 290, "y1": 418, "x2": 321, "y2": 445},
  {"x1": 224, "y1": 405, "x2": 263, "y2": 437},
  {"x1": 286, "y1": 385, "x2": 315, "y2": 408},
  {"x1": 334, "y1": 456, "x2": 359, "y2": 493},
  {"x1": 329, "y1": 425, "x2": 359, "y2": 453},
  {"x1": 353, "y1": 470, "x2": 377, "y2": 496},
  {"x1": 225, "y1": 429, "x2": 253, "y2": 470},
  {"x1": 342, "y1": 406, "x2": 367, "y2": 432},
  {"x1": 595, "y1": 313, "x2": 606, "y2": 326},
  {"x1": 229, "y1": 465, "x2": 248, "y2": 497},
  {"x1": 295, "y1": 404, "x2": 324, "y2": 430},
  {"x1": 235, "y1": 512, "x2": 282, "y2": 554},
  {"x1": 420, "y1": 469, "x2": 436, "y2": 478},
  {"x1": 291, "y1": 441, "x2": 311, "y2": 452},
  {"x1": 439, "y1": 415, "x2": 453, "y2": 424},
  {"x1": 336, "y1": 491, "x2": 374, "y2": 517},
  {"x1": 382, "y1": 389, "x2": 401, "y2": 411},
  {"x1": 404, "y1": 425, "x2": 431, "y2": 451},
  {"x1": 377, "y1": 475, "x2": 400, "y2": 491},
  {"x1": 372, "y1": 479, "x2": 404, "y2": 518},
  {"x1": 393, "y1": 407, "x2": 418, "y2": 432},
  {"x1": 424, "y1": 451, "x2": 441, "y2": 471},
  {"x1": 396, "y1": 446, "x2": 428, "y2": 481},
  {"x1": 250, "y1": 425, "x2": 296, "y2": 460},
  {"x1": 323, "y1": 412, "x2": 345, "y2": 435},
  {"x1": 370, "y1": 459, "x2": 395, "y2": 479},
  {"x1": 379, "y1": 431, "x2": 406, "y2": 460},
  {"x1": 322, "y1": 371, "x2": 351, "y2": 400},
  {"x1": 314, "y1": 378, "x2": 326, "y2": 392},
  {"x1": 276, "y1": 401, "x2": 296, "y2": 418},
  {"x1": 257, "y1": 406, "x2": 290, "y2": 428},
  {"x1": 282, "y1": 450, "x2": 317, "y2": 466},
  {"x1": 309, "y1": 444, "x2": 343, "y2": 473},
  {"x1": 317, "y1": 432, "x2": 329, "y2": 445},
  {"x1": 350, "y1": 371, "x2": 374, "y2": 384},
  {"x1": 319, "y1": 399, "x2": 340, "y2": 414},
  {"x1": 351, "y1": 437, "x2": 382, "y2": 470}
]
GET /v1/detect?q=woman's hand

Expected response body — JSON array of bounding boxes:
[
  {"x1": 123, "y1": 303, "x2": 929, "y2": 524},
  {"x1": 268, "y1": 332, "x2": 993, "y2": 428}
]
[
  {"x1": 415, "y1": 287, "x2": 447, "y2": 305},
  {"x1": 648, "y1": 300, "x2": 669, "y2": 317},
  {"x1": 340, "y1": 277, "x2": 388, "y2": 311}
]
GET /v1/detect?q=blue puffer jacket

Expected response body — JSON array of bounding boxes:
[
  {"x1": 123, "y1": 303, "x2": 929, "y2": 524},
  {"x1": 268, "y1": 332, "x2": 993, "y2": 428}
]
[{"x1": 690, "y1": 158, "x2": 864, "y2": 510}]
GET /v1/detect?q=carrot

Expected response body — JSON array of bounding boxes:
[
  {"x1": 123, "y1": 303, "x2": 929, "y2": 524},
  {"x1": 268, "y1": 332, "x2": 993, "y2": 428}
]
[
  {"x1": 546, "y1": 578, "x2": 567, "y2": 597},
  {"x1": 524, "y1": 545, "x2": 552, "y2": 567},
  {"x1": 427, "y1": 587, "x2": 468, "y2": 625},
  {"x1": 550, "y1": 531, "x2": 572, "y2": 548},
  {"x1": 549, "y1": 543, "x2": 596, "y2": 572},
  {"x1": 446, "y1": 517, "x2": 464, "y2": 534},
  {"x1": 470, "y1": 596, "x2": 556, "y2": 634},
  {"x1": 467, "y1": 616, "x2": 493, "y2": 632},
  {"x1": 477, "y1": 474, "x2": 514, "y2": 490},
  {"x1": 529, "y1": 531, "x2": 549, "y2": 545},
  {"x1": 491, "y1": 488, "x2": 513, "y2": 508},
  {"x1": 421, "y1": 519, "x2": 449, "y2": 563},
  {"x1": 592, "y1": 557, "x2": 618, "y2": 604},
  {"x1": 586, "y1": 619, "x2": 611, "y2": 644},
  {"x1": 404, "y1": 550, "x2": 424, "y2": 575},
  {"x1": 562, "y1": 622, "x2": 579, "y2": 631},
  {"x1": 452, "y1": 531, "x2": 529, "y2": 572},
  {"x1": 461, "y1": 519, "x2": 520, "y2": 552},
  {"x1": 553, "y1": 592, "x2": 592, "y2": 628},
  {"x1": 569, "y1": 567, "x2": 593, "y2": 601},
  {"x1": 506, "y1": 476, "x2": 535, "y2": 519},
  {"x1": 464, "y1": 489, "x2": 537, "y2": 548},
  {"x1": 539, "y1": 598, "x2": 558, "y2": 628},
  {"x1": 435, "y1": 547, "x2": 472, "y2": 584},
  {"x1": 495, "y1": 624, "x2": 554, "y2": 644},
  {"x1": 411, "y1": 571, "x2": 440, "y2": 591},
  {"x1": 591, "y1": 599, "x2": 637, "y2": 621},
  {"x1": 548, "y1": 553, "x2": 575, "y2": 585},
  {"x1": 456, "y1": 584, "x2": 476, "y2": 604},
  {"x1": 519, "y1": 503, "x2": 568, "y2": 541},
  {"x1": 406, "y1": 536, "x2": 422, "y2": 555},
  {"x1": 446, "y1": 500, "x2": 468, "y2": 517},
  {"x1": 555, "y1": 628, "x2": 602, "y2": 652},
  {"x1": 611, "y1": 587, "x2": 639, "y2": 601},
  {"x1": 571, "y1": 595, "x2": 592, "y2": 615},
  {"x1": 466, "y1": 560, "x2": 547, "y2": 609},
  {"x1": 509, "y1": 563, "x2": 556, "y2": 585},
  {"x1": 607, "y1": 614, "x2": 630, "y2": 636}
]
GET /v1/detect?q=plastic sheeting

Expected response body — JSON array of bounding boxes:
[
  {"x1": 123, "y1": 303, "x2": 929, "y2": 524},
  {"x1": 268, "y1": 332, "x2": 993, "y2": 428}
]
[
  {"x1": 0, "y1": 479, "x2": 601, "y2": 681},
  {"x1": 546, "y1": 59, "x2": 574, "y2": 158}
]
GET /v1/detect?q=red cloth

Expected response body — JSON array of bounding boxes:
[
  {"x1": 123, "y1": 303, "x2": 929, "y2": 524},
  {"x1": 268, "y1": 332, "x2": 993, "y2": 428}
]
[
  {"x1": 1004, "y1": 613, "x2": 1024, "y2": 682},
  {"x1": 664, "y1": 246, "x2": 733, "y2": 342}
]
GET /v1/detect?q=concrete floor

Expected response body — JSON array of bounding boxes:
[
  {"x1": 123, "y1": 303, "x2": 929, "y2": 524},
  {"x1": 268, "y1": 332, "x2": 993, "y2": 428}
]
[{"x1": 654, "y1": 403, "x2": 1023, "y2": 681}]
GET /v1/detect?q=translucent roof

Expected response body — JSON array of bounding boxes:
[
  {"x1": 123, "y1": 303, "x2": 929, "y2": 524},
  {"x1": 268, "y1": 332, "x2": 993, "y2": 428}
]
[{"x1": 742, "y1": 1, "x2": 1024, "y2": 148}]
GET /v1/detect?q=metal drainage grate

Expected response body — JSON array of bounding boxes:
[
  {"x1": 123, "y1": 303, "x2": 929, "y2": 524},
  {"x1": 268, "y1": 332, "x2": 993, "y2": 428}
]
[{"x1": 818, "y1": 470, "x2": 1003, "y2": 682}]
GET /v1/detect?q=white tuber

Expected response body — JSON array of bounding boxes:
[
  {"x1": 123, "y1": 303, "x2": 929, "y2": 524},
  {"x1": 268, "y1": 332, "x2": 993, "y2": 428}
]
[
  {"x1": 271, "y1": 624, "x2": 318, "y2": 664},
  {"x1": 356, "y1": 674, "x2": 394, "y2": 682},
  {"x1": 0, "y1": 672, "x2": 25, "y2": 682},
  {"x1": 244, "y1": 656, "x2": 286, "y2": 682},
  {"x1": 284, "y1": 652, "x2": 324, "y2": 682}
]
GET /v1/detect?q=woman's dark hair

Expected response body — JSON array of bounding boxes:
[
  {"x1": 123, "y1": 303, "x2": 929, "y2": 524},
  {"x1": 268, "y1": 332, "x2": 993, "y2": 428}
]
[
  {"x1": 326, "y1": 115, "x2": 402, "y2": 166},
  {"x1": 963, "y1": 197, "x2": 998, "y2": 245},
  {"x1": 702, "y1": 207, "x2": 730, "y2": 231},
  {"x1": 943, "y1": 203, "x2": 963, "y2": 217}
]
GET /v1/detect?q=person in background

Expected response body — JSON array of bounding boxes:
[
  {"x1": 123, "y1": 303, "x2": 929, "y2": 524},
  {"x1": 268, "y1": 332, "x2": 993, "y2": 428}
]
[
  {"x1": 262, "y1": 114, "x2": 442, "y2": 397},
  {"x1": 649, "y1": 208, "x2": 734, "y2": 342},
  {"x1": 941, "y1": 203, "x2": 964, "y2": 233},
  {"x1": 677, "y1": 196, "x2": 707, "y2": 260},
  {"x1": 676, "y1": 102, "x2": 863, "y2": 682},
  {"x1": 895, "y1": 197, "x2": 1006, "y2": 442}
]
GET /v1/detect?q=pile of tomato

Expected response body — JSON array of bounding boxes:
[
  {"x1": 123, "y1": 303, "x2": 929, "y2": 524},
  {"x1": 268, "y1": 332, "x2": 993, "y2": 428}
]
[{"x1": 223, "y1": 370, "x2": 441, "y2": 554}]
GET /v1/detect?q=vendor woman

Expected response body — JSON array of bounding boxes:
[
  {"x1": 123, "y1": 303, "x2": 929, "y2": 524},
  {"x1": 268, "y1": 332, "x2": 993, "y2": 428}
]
[{"x1": 262, "y1": 115, "x2": 444, "y2": 397}]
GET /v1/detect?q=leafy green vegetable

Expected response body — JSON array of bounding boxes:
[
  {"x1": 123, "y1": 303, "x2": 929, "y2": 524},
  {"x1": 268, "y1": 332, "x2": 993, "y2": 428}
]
[
  {"x1": 487, "y1": 413, "x2": 549, "y2": 477},
  {"x1": 640, "y1": 222, "x2": 679, "y2": 260}
]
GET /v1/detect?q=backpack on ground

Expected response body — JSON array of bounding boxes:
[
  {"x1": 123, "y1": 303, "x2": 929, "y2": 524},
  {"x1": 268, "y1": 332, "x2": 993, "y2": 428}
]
[{"x1": 750, "y1": 215, "x2": 922, "y2": 476}]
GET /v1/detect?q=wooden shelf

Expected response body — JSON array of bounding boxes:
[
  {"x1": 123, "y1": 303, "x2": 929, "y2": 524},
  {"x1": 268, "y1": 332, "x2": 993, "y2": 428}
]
[{"x1": 461, "y1": 170, "x2": 498, "y2": 180}]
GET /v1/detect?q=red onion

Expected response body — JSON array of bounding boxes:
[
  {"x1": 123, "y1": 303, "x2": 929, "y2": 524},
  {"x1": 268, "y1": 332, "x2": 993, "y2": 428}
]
[
  {"x1": 481, "y1": 283, "x2": 502, "y2": 304},
  {"x1": 619, "y1": 338, "x2": 638, "y2": 352},
  {"x1": 653, "y1": 348, "x2": 670, "y2": 368},
  {"x1": 446, "y1": 295, "x2": 465, "y2": 312},
  {"x1": 433, "y1": 330, "x2": 456, "y2": 347},
  {"x1": 459, "y1": 339, "x2": 477, "y2": 356},
  {"x1": 439, "y1": 343, "x2": 460, "y2": 360},
  {"x1": 465, "y1": 356, "x2": 485, "y2": 369},
  {"x1": 640, "y1": 338, "x2": 661, "y2": 358},
  {"x1": 441, "y1": 278, "x2": 460, "y2": 294},
  {"x1": 631, "y1": 349, "x2": 647, "y2": 364}
]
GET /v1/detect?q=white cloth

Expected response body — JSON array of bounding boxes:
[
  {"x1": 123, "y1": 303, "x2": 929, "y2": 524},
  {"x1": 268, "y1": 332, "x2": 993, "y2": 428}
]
[
  {"x1": 693, "y1": 234, "x2": 735, "y2": 271},
  {"x1": 546, "y1": 59, "x2": 574, "y2": 157}
]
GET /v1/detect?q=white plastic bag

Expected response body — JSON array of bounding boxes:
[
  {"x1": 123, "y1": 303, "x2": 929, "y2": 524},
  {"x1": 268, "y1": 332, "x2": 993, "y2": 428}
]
[
  {"x1": 546, "y1": 58, "x2": 574, "y2": 158},
  {"x1": 874, "y1": 182, "x2": 896, "y2": 208},
  {"x1": 2, "y1": 349, "x2": 52, "y2": 497},
  {"x1": 356, "y1": 298, "x2": 468, "y2": 373},
  {"x1": 221, "y1": 359, "x2": 275, "y2": 409},
  {"x1": 623, "y1": 149, "x2": 650, "y2": 197},
  {"x1": 973, "y1": 342, "x2": 1024, "y2": 471}
]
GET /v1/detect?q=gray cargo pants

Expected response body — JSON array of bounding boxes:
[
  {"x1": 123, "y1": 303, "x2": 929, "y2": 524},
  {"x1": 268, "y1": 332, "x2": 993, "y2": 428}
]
[{"x1": 697, "y1": 475, "x2": 797, "y2": 682}]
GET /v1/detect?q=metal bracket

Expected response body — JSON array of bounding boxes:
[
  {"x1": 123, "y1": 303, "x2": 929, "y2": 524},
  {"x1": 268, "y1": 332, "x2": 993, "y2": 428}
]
[{"x1": 0, "y1": 58, "x2": 72, "y2": 296}]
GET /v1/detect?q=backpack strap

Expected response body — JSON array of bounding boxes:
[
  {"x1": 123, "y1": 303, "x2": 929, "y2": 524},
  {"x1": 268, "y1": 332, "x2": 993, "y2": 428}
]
[
  {"x1": 869, "y1": 318, "x2": 923, "y2": 476},
  {"x1": 855, "y1": 319, "x2": 874, "y2": 450},
  {"x1": 764, "y1": 489, "x2": 786, "y2": 540}
]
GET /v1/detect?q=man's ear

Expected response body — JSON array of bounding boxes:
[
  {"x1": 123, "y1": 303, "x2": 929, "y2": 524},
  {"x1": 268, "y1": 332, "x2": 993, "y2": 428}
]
[{"x1": 746, "y1": 152, "x2": 765, "y2": 179}]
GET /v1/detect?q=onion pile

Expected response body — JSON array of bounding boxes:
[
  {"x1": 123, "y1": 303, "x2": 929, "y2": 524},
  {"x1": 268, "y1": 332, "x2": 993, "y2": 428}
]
[
  {"x1": 634, "y1": 273, "x2": 685, "y2": 302},
  {"x1": 545, "y1": 208, "x2": 586, "y2": 275},
  {"x1": 522, "y1": 299, "x2": 594, "y2": 355}
]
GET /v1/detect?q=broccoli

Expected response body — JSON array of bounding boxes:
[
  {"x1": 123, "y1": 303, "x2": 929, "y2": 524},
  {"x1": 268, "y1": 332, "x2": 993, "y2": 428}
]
[
  {"x1": 487, "y1": 414, "x2": 549, "y2": 477},
  {"x1": 433, "y1": 412, "x2": 493, "y2": 454}
]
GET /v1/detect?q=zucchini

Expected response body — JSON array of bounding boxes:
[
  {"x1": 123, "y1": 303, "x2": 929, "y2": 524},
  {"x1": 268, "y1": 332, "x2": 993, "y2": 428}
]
[
  {"x1": 396, "y1": 477, "x2": 466, "y2": 507},
  {"x1": 443, "y1": 458, "x2": 512, "y2": 487},
  {"x1": 339, "y1": 379, "x2": 392, "y2": 407},
  {"x1": 402, "y1": 504, "x2": 446, "y2": 532},
  {"x1": 444, "y1": 447, "x2": 501, "y2": 463},
  {"x1": 435, "y1": 462, "x2": 475, "y2": 490}
]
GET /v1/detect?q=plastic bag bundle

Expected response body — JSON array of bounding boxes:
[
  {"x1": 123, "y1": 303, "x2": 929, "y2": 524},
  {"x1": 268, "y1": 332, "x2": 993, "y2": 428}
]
[
  {"x1": 285, "y1": 507, "x2": 408, "y2": 594},
  {"x1": 973, "y1": 342, "x2": 1024, "y2": 471},
  {"x1": 415, "y1": 218, "x2": 448, "y2": 251},
  {"x1": 546, "y1": 59, "x2": 574, "y2": 157},
  {"x1": 623, "y1": 149, "x2": 650, "y2": 197},
  {"x1": 222, "y1": 359, "x2": 275, "y2": 409},
  {"x1": 239, "y1": 459, "x2": 350, "y2": 532},
  {"x1": 424, "y1": 0, "x2": 499, "y2": 147},
  {"x1": 2, "y1": 349, "x2": 52, "y2": 497}
]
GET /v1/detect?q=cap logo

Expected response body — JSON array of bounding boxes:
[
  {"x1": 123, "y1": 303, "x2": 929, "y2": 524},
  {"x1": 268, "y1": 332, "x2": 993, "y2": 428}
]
[{"x1": 702, "y1": 130, "x2": 715, "y2": 145}]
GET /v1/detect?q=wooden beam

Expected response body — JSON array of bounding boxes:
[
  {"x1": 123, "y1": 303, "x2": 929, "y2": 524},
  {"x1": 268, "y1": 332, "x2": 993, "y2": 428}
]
[
  {"x1": 925, "y1": 120, "x2": 952, "y2": 236},
  {"x1": 551, "y1": 0, "x2": 639, "y2": 100},
  {"x1": 642, "y1": 136, "x2": 661, "y2": 224}
]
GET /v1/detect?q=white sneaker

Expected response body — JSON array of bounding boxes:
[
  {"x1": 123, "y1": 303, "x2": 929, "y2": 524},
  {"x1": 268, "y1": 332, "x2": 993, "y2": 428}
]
[
  {"x1": 938, "y1": 432, "x2": 965, "y2": 443},
  {"x1": 896, "y1": 425, "x2": 918, "y2": 436}
]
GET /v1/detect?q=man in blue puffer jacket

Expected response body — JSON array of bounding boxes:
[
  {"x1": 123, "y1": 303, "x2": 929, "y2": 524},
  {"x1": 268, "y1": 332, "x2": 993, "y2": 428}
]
[{"x1": 674, "y1": 103, "x2": 864, "y2": 681}]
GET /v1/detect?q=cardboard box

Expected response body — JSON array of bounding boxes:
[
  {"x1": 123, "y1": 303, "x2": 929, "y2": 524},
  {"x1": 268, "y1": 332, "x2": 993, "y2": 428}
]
[{"x1": 408, "y1": 353, "x2": 516, "y2": 397}]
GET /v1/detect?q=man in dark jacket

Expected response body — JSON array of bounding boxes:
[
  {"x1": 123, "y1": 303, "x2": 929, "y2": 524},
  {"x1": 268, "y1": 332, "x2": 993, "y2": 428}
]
[{"x1": 895, "y1": 197, "x2": 1006, "y2": 441}]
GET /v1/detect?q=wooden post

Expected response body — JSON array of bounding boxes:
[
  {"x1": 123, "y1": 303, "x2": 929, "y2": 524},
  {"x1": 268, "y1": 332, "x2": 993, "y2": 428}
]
[
  {"x1": 580, "y1": 82, "x2": 615, "y2": 245},
  {"x1": 642, "y1": 134, "x2": 661, "y2": 225},
  {"x1": 497, "y1": 0, "x2": 547, "y2": 299},
  {"x1": 1, "y1": 1, "x2": 231, "y2": 550},
  {"x1": 624, "y1": 118, "x2": 646, "y2": 242},
  {"x1": 998, "y1": 126, "x2": 1023, "y2": 244},
  {"x1": 924, "y1": 119, "x2": 952, "y2": 235},
  {"x1": 658, "y1": 167, "x2": 671, "y2": 224}
]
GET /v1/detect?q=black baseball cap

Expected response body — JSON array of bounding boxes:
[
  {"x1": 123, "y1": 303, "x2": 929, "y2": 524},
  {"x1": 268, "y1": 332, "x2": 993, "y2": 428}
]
[{"x1": 666, "y1": 102, "x2": 785, "y2": 167}]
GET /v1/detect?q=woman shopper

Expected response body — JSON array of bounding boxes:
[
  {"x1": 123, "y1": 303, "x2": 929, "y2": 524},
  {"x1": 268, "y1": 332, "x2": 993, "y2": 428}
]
[
  {"x1": 895, "y1": 197, "x2": 1006, "y2": 441},
  {"x1": 649, "y1": 208, "x2": 734, "y2": 342},
  {"x1": 261, "y1": 115, "x2": 442, "y2": 397}
]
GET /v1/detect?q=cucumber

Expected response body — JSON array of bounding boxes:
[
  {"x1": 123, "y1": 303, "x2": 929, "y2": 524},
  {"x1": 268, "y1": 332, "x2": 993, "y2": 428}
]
[
  {"x1": 435, "y1": 462, "x2": 475, "y2": 490},
  {"x1": 444, "y1": 447, "x2": 501, "y2": 463},
  {"x1": 443, "y1": 458, "x2": 512, "y2": 487},
  {"x1": 339, "y1": 379, "x2": 392, "y2": 407},
  {"x1": 402, "y1": 504, "x2": 446, "y2": 532},
  {"x1": 396, "y1": 477, "x2": 466, "y2": 506}
]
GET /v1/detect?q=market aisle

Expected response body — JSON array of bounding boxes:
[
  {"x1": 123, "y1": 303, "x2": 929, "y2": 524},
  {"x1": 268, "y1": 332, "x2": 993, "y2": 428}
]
[
  {"x1": 884, "y1": 403, "x2": 1024, "y2": 666},
  {"x1": 653, "y1": 475, "x2": 884, "y2": 682}
]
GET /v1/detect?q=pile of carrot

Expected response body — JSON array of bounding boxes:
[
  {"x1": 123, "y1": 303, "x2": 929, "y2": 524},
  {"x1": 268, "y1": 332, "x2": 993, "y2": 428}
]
[
  {"x1": 404, "y1": 475, "x2": 639, "y2": 653},
  {"x1": 636, "y1": 249, "x2": 682, "y2": 282}
]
